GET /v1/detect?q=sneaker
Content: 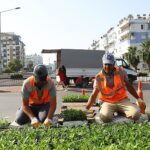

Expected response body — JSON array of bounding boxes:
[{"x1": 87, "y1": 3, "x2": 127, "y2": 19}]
[
  {"x1": 64, "y1": 89, "x2": 68, "y2": 92},
  {"x1": 10, "y1": 121, "x2": 21, "y2": 127}
]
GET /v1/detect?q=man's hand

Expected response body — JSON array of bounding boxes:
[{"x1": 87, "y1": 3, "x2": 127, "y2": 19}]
[
  {"x1": 31, "y1": 117, "x2": 40, "y2": 128},
  {"x1": 44, "y1": 118, "x2": 53, "y2": 127},
  {"x1": 136, "y1": 98, "x2": 146, "y2": 113}
]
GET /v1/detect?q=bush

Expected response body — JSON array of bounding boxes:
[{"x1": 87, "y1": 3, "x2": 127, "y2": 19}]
[
  {"x1": 137, "y1": 72, "x2": 148, "y2": 77},
  {"x1": 62, "y1": 94, "x2": 89, "y2": 102},
  {"x1": 3, "y1": 68, "x2": 14, "y2": 73},
  {"x1": 10, "y1": 73, "x2": 23, "y2": 79}
]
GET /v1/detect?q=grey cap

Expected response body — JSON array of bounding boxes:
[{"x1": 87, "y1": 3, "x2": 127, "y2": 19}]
[
  {"x1": 102, "y1": 53, "x2": 115, "y2": 64},
  {"x1": 33, "y1": 64, "x2": 48, "y2": 81}
]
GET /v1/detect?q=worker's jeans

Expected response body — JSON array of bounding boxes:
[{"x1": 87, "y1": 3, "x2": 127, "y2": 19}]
[
  {"x1": 15, "y1": 103, "x2": 50, "y2": 125},
  {"x1": 99, "y1": 98, "x2": 141, "y2": 123}
]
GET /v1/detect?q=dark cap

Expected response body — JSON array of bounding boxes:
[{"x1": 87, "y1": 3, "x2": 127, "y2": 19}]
[{"x1": 33, "y1": 64, "x2": 48, "y2": 81}]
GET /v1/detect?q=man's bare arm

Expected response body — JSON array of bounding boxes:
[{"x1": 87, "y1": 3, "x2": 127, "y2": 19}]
[
  {"x1": 125, "y1": 80, "x2": 139, "y2": 99},
  {"x1": 22, "y1": 100, "x2": 35, "y2": 119},
  {"x1": 47, "y1": 96, "x2": 57, "y2": 119},
  {"x1": 86, "y1": 88, "x2": 99, "y2": 110}
]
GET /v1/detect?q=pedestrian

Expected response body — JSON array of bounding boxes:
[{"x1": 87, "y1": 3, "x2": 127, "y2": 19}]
[
  {"x1": 75, "y1": 75, "x2": 84, "y2": 88},
  {"x1": 61, "y1": 65, "x2": 66, "y2": 77},
  {"x1": 11, "y1": 64, "x2": 57, "y2": 128},
  {"x1": 86, "y1": 53, "x2": 145, "y2": 123},
  {"x1": 61, "y1": 65, "x2": 69, "y2": 86},
  {"x1": 57, "y1": 66, "x2": 68, "y2": 91}
]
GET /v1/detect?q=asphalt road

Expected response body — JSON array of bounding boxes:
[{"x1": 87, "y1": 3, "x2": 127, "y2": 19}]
[{"x1": 0, "y1": 84, "x2": 150, "y2": 122}]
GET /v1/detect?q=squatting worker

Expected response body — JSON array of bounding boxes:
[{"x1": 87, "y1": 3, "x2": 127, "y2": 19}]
[
  {"x1": 13, "y1": 64, "x2": 57, "y2": 127},
  {"x1": 86, "y1": 53, "x2": 146, "y2": 123}
]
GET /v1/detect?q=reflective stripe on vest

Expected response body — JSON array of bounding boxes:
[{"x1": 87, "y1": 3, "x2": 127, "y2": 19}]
[
  {"x1": 96, "y1": 67, "x2": 127, "y2": 102},
  {"x1": 29, "y1": 76, "x2": 50, "y2": 105}
]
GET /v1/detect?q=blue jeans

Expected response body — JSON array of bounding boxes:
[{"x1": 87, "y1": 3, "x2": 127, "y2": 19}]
[{"x1": 15, "y1": 103, "x2": 50, "y2": 125}]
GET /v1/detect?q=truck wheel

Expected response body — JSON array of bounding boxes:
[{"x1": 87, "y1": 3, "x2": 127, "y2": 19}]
[{"x1": 128, "y1": 75, "x2": 137, "y2": 84}]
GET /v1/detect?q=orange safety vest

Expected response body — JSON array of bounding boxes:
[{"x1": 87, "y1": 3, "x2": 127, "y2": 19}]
[
  {"x1": 96, "y1": 67, "x2": 128, "y2": 103},
  {"x1": 27, "y1": 76, "x2": 50, "y2": 105}
]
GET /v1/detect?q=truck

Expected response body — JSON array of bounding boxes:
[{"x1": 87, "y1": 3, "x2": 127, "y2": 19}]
[{"x1": 41, "y1": 49, "x2": 137, "y2": 86}]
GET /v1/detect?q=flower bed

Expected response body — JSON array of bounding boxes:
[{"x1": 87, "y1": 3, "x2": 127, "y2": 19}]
[{"x1": 0, "y1": 122, "x2": 150, "y2": 149}]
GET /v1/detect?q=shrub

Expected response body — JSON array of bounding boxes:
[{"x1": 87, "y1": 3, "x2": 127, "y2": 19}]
[
  {"x1": 137, "y1": 72, "x2": 148, "y2": 77},
  {"x1": 10, "y1": 73, "x2": 23, "y2": 79},
  {"x1": 3, "y1": 68, "x2": 14, "y2": 73}
]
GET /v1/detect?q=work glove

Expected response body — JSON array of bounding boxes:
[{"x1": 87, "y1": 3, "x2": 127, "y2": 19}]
[
  {"x1": 44, "y1": 118, "x2": 53, "y2": 127},
  {"x1": 83, "y1": 107, "x2": 89, "y2": 113},
  {"x1": 136, "y1": 98, "x2": 146, "y2": 113},
  {"x1": 31, "y1": 117, "x2": 40, "y2": 128}
]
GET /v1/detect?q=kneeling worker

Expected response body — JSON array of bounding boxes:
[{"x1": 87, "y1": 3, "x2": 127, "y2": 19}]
[
  {"x1": 86, "y1": 53, "x2": 145, "y2": 123},
  {"x1": 12, "y1": 64, "x2": 57, "y2": 127}
]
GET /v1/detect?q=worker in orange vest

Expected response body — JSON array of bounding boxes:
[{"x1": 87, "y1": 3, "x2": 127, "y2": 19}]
[
  {"x1": 12, "y1": 64, "x2": 57, "y2": 128},
  {"x1": 86, "y1": 53, "x2": 146, "y2": 123}
]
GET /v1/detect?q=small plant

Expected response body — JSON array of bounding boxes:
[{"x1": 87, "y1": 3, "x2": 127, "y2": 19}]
[
  {"x1": 0, "y1": 119, "x2": 10, "y2": 128},
  {"x1": 61, "y1": 109, "x2": 87, "y2": 121},
  {"x1": 62, "y1": 94, "x2": 89, "y2": 102}
]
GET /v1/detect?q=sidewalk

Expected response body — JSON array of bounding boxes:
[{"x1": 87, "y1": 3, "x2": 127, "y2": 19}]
[{"x1": 0, "y1": 86, "x2": 21, "y2": 93}]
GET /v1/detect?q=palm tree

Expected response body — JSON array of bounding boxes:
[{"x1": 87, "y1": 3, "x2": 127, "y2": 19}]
[
  {"x1": 139, "y1": 41, "x2": 150, "y2": 72},
  {"x1": 124, "y1": 46, "x2": 140, "y2": 70}
]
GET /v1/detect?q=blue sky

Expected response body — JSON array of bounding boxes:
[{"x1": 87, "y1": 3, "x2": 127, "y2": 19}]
[{"x1": 0, "y1": 0, "x2": 150, "y2": 63}]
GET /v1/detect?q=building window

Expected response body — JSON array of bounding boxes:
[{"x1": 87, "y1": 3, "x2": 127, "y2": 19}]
[
  {"x1": 3, "y1": 49, "x2": 6, "y2": 52},
  {"x1": 16, "y1": 46, "x2": 20, "y2": 50},
  {"x1": 141, "y1": 25, "x2": 144, "y2": 30},
  {"x1": 148, "y1": 23, "x2": 150, "y2": 30}
]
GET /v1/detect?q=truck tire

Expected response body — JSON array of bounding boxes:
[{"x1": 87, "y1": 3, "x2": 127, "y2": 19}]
[{"x1": 128, "y1": 75, "x2": 137, "y2": 84}]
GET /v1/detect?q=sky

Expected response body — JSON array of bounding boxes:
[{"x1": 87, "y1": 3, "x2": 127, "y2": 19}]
[{"x1": 0, "y1": 0, "x2": 150, "y2": 64}]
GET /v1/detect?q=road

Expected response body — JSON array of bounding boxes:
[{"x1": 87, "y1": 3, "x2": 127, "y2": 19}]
[{"x1": 0, "y1": 83, "x2": 150, "y2": 122}]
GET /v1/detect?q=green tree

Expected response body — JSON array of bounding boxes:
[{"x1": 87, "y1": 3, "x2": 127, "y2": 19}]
[
  {"x1": 124, "y1": 46, "x2": 140, "y2": 70},
  {"x1": 7, "y1": 59, "x2": 22, "y2": 72},
  {"x1": 139, "y1": 41, "x2": 150, "y2": 72}
]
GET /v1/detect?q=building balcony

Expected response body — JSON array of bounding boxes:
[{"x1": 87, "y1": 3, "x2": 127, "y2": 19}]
[{"x1": 120, "y1": 32, "x2": 135, "y2": 41}]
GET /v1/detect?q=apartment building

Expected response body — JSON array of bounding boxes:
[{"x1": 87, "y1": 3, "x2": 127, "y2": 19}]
[
  {"x1": 25, "y1": 54, "x2": 43, "y2": 69},
  {"x1": 98, "y1": 14, "x2": 150, "y2": 57},
  {"x1": 0, "y1": 32, "x2": 25, "y2": 70}
]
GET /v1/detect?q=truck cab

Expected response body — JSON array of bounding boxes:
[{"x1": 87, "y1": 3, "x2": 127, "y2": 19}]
[{"x1": 115, "y1": 58, "x2": 137, "y2": 83}]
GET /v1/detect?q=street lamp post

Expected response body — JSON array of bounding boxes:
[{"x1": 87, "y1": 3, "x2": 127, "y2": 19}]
[{"x1": 0, "y1": 7, "x2": 21, "y2": 73}]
